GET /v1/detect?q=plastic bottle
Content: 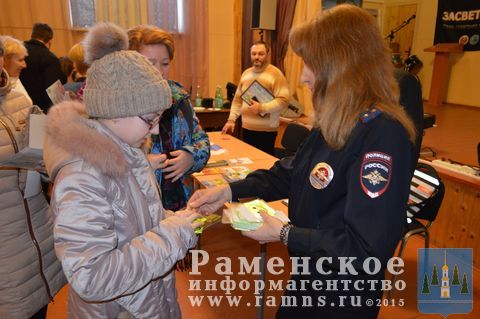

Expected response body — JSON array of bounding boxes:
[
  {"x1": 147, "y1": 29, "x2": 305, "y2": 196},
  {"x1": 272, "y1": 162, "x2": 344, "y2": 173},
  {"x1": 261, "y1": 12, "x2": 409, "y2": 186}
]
[
  {"x1": 214, "y1": 85, "x2": 223, "y2": 109},
  {"x1": 195, "y1": 85, "x2": 202, "y2": 107}
]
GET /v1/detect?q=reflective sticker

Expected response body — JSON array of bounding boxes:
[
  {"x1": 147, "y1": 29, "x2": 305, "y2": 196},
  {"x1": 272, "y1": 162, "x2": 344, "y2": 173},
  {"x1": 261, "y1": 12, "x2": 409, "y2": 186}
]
[
  {"x1": 310, "y1": 162, "x2": 334, "y2": 190},
  {"x1": 360, "y1": 152, "x2": 392, "y2": 198}
]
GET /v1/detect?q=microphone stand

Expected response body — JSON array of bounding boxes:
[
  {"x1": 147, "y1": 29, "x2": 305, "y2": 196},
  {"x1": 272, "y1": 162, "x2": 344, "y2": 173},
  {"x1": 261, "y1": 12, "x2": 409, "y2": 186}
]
[{"x1": 384, "y1": 14, "x2": 416, "y2": 43}]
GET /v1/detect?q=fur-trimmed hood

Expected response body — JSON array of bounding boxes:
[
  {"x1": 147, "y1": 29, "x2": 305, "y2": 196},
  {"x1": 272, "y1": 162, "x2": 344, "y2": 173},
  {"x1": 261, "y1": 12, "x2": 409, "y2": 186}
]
[{"x1": 44, "y1": 101, "x2": 129, "y2": 180}]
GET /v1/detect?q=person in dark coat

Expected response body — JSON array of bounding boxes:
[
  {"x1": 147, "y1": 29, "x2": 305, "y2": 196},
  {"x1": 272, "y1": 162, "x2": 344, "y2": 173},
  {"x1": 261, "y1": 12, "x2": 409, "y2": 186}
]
[
  {"x1": 188, "y1": 4, "x2": 417, "y2": 319},
  {"x1": 20, "y1": 23, "x2": 66, "y2": 112},
  {"x1": 394, "y1": 68, "x2": 424, "y2": 173}
]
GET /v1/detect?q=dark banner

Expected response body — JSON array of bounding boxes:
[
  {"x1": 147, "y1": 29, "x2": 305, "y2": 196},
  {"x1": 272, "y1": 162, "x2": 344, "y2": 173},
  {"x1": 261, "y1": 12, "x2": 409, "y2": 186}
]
[{"x1": 434, "y1": 0, "x2": 480, "y2": 51}]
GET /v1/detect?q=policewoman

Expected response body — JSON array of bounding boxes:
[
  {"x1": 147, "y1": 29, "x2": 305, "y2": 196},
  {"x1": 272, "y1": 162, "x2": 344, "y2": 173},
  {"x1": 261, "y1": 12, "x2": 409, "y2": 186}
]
[{"x1": 189, "y1": 4, "x2": 416, "y2": 318}]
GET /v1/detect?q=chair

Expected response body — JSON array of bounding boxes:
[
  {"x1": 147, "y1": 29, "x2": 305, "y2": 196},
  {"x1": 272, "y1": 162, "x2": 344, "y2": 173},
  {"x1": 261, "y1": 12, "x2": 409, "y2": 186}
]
[
  {"x1": 226, "y1": 82, "x2": 237, "y2": 101},
  {"x1": 274, "y1": 122, "x2": 310, "y2": 158},
  {"x1": 389, "y1": 162, "x2": 445, "y2": 296},
  {"x1": 402, "y1": 163, "x2": 445, "y2": 254}
]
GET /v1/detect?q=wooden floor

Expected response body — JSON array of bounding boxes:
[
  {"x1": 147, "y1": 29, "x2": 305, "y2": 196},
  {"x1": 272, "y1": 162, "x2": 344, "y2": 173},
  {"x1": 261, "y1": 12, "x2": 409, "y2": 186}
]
[
  {"x1": 422, "y1": 102, "x2": 480, "y2": 167},
  {"x1": 46, "y1": 101, "x2": 480, "y2": 319},
  {"x1": 47, "y1": 226, "x2": 480, "y2": 319}
]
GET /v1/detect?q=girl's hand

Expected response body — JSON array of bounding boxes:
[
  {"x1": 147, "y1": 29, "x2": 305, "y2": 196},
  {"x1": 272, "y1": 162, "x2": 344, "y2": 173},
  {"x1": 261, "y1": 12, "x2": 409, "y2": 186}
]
[
  {"x1": 147, "y1": 153, "x2": 168, "y2": 170},
  {"x1": 163, "y1": 150, "x2": 194, "y2": 182}
]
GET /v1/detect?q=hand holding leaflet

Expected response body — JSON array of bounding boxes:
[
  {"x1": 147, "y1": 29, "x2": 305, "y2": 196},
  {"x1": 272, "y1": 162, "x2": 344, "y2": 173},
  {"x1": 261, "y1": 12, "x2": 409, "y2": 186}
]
[{"x1": 223, "y1": 199, "x2": 290, "y2": 231}]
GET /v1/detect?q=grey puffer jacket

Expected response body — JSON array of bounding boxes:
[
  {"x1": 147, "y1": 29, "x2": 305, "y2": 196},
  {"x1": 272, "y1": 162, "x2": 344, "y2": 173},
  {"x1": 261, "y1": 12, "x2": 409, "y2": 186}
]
[
  {"x1": 43, "y1": 101, "x2": 197, "y2": 319},
  {"x1": 0, "y1": 70, "x2": 66, "y2": 318}
]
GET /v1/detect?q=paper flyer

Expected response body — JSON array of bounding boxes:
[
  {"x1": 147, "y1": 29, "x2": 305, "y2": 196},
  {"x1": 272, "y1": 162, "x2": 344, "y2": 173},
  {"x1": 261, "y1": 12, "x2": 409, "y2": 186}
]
[{"x1": 46, "y1": 80, "x2": 70, "y2": 105}]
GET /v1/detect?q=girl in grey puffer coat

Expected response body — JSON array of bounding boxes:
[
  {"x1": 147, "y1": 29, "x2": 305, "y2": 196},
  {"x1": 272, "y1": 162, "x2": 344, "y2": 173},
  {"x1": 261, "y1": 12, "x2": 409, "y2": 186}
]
[{"x1": 43, "y1": 23, "x2": 202, "y2": 319}]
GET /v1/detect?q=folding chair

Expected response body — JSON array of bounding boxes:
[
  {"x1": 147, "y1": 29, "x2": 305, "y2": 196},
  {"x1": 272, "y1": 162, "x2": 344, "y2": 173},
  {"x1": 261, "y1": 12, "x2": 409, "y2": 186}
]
[{"x1": 389, "y1": 162, "x2": 445, "y2": 297}]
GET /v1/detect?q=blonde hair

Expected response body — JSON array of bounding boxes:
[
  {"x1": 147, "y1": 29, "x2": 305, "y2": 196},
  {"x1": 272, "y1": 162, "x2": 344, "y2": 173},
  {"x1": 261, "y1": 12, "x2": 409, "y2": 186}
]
[
  {"x1": 289, "y1": 4, "x2": 416, "y2": 149},
  {"x1": 0, "y1": 35, "x2": 27, "y2": 58},
  {"x1": 127, "y1": 25, "x2": 175, "y2": 60},
  {"x1": 68, "y1": 43, "x2": 89, "y2": 75}
]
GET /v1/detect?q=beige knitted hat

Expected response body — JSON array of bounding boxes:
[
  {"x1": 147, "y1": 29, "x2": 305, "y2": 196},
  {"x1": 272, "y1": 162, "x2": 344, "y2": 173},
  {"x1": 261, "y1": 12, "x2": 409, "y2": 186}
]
[{"x1": 83, "y1": 22, "x2": 171, "y2": 119}]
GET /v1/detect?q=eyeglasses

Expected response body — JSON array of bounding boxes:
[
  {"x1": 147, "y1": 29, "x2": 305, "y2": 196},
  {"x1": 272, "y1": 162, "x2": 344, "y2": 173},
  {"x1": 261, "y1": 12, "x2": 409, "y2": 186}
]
[{"x1": 138, "y1": 114, "x2": 161, "y2": 130}]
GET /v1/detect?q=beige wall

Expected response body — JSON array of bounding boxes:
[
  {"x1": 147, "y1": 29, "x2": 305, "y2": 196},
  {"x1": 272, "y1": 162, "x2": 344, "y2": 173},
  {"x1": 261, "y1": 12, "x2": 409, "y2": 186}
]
[
  {"x1": 363, "y1": 0, "x2": 417, "y2": 60},
  {"x1": 207, "y1": 0, "x2": 236, "y2": 98},
  {"x1": 3, "y1": 1, "x2": 478, "y2": 107},
  {"x1": 413, "y1": 0, "x2": 480, "y2": 107},
  {"x1": 1, "y1": 0, "x2": 239, "y2": 99},
  {"x1": 0, "y1": 0, "x2": 83, "y2": 57}
]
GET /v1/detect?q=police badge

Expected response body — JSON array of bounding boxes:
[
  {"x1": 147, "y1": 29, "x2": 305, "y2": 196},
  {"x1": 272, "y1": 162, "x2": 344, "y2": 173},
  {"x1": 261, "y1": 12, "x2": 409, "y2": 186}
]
[
  {"x1": 310, "y1": 162, "x2": 334, "y2": 190},
  {"x1": 360, "y1": 152, "x2": 392, "y2": 198}
]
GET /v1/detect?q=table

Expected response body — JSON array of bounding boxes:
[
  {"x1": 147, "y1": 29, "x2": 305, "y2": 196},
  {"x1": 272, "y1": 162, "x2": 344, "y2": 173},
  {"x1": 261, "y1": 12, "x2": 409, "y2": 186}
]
[
  {"x1": 208, "y1": 131, "x2": 275, "y2": 161},
  {"x1": 419, "y1": 159, "x2": 480, "y2": 268},
  {"x1": 194, "y1": 132, "x2": 278, "y2": 198}
]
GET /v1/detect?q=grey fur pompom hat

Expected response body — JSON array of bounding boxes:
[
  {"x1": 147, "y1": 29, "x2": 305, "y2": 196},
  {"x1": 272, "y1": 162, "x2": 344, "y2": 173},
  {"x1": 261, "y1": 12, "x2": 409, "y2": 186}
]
[{"x1": 82, "y1": 22, "x2": 171, "y2": 119}]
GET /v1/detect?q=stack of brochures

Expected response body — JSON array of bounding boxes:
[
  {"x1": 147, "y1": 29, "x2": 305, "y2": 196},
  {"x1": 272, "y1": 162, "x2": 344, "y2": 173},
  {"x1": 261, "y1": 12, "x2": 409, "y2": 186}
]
[
  {"x1": 196, "y1": 166, "x2": 253, "y2": 188},
  {"x1": 223, "y1": 199, "x2": 289, "y2": 231},
  {"x1": 201, "y1": 178, "x2": 228, "y2": 188},
  {"x1": 221, "y1": 166, "x2": 252, "y2": 182}
]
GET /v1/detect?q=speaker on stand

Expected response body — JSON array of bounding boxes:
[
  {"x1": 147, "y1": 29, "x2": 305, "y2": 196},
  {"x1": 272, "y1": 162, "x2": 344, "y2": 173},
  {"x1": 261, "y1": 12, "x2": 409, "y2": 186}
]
[{"x1": 251, "y1": 0, "x2": 277, "y2": 41}]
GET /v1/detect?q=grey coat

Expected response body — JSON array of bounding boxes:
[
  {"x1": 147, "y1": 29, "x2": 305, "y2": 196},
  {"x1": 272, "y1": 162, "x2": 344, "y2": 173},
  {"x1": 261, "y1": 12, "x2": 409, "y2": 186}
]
[
  {"x1": 44, "y1": 101, "x2": 197, "y2": 319},
  {"x1": 0, "y1": 71, "x2": 66, "y2": 318}
]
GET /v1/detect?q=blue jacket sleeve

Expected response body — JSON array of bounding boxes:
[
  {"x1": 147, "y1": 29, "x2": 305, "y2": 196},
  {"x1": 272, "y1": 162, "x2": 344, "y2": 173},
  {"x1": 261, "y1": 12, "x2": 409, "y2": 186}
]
[
  {"x1": 182, "y1": 110, "x2": 210, "y2": 174},
  {"x1": 168, "y1": 81, "x2": 211, "y2": 175}
]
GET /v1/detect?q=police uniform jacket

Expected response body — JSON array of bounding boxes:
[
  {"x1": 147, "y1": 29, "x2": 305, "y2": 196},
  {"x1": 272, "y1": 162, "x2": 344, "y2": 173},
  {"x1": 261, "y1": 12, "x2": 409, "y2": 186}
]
[{"x1": 230, "y1": 110, "x2": 413, "y2": 318}]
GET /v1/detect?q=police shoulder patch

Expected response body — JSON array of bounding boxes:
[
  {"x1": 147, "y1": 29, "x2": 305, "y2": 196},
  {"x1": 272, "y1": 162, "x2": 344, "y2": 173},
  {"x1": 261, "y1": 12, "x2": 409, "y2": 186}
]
[{"x1": 360, "y1": 151, "x2": 392, "y2": 198}]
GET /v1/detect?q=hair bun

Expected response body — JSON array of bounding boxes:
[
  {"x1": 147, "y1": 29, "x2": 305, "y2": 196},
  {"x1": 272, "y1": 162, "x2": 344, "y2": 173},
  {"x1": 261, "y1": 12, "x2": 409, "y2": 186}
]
[{"x1": 83, "y1": 22, "x2": 128, "y2": 64}]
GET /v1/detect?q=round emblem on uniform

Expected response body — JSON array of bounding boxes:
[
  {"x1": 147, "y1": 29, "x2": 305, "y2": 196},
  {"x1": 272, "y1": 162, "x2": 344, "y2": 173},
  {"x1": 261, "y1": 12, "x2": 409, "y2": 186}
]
[
  {"x1": 360, "y1": 151, "x2": 392, "y2": 198},
  {"x1": 309, "y1": 162, "x2": 334, "y2": 190}
]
